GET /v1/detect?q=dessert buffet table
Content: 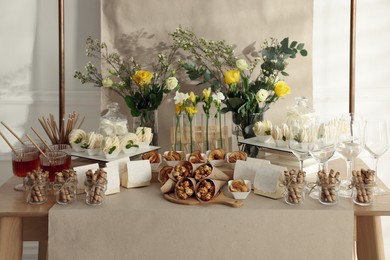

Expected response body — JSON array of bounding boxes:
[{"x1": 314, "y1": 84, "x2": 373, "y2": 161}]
[{"x1": 1, "y1": 159, "x2": 389, "y2": 259}]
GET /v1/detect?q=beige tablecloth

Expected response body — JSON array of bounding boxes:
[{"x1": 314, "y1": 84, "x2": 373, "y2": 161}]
[{"x1": 48, "y1": 182, "x2": 353, "y2": 260}]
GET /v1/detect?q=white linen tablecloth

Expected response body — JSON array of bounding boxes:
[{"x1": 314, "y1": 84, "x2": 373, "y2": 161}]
[{"x1": 48, "y1": 183, "x2": 353, "y2": 260}]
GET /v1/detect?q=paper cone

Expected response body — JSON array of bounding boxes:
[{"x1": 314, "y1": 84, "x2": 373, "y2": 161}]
[
  {"x1": 195, "y1": 178, "x2": 226, "y2": 202},
  {"x1": 160, "y1": 178, "x2": 176, "y2": 194},
  {"x1": 170, "y1": 161, "x2": 194, "y2": 181},
  {"x1": 174, "y1": 177, "x2": 197, "y2": 200},
  {"x1": 194, "y1": 163, "x2": 229, "y2": 181},
  {"x1": 158, "y1": 166, "x2": 174, "y2": 185}
]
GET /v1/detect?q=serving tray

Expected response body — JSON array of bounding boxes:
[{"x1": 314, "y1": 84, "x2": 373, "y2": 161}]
[{"x1": 163, "y1": 191, "x2": 244, "y2": 208}]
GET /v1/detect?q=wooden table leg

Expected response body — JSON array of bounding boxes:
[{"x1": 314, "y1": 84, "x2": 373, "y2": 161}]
[
  {"x1": 356, "y1": 216, "x2": 385, "y2": 260},
  {"x1": 0, "y1": 216, "x2": 23, "y2": 260}
]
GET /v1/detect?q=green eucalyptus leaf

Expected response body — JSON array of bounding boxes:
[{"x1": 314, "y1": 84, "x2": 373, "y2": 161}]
[
  {"x1": 281, "y1": 71, "x2": 289, "y2": 76},
  {"x1": 280, "y1": 37, "x2": 289, "y2": 49},
  {"x1": 297, "y1": 43, "x2": 305, "y2": 50},
  {"x1": 300, "y1": 49, "x2": 308, "y2": 56},
  {"x1": 290, "y1": 41, "x2": 297, "y2": 48}
]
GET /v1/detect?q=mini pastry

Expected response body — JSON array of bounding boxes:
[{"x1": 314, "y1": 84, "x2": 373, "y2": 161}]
[
  {"x1": 228, "y1": 151, "x2": 247, "y2": 163},
  {"x1": 159, "y1": 166, "x2": 173, "y2": 184},
  {"x1": 207, "y1": 148, "x2": 226, "y2": 161},
  {"x1": 229, "y1": 179, "x2": 249, "y2": 192},
  {"x1": 68, "y1": 129, "x2": 87, "y2": 151},
  {"x1": 136, "y1": 127, "x2": 153, "y2": 144},
  {"x1": 163, "y1": 151, "x2": 182, "y2": 161},
  {"x1": 102, "y1": 136, "x2": 121, "y2": 157},
  {"x1": 120, "y1": 133, "x2": 139, "y2": 151},
  {"x1": 188, "y1": 150, "x2": 205, "y2": 164},
  {"x1": 142, "y1": 150, "x2": 160, "y2": 163}
]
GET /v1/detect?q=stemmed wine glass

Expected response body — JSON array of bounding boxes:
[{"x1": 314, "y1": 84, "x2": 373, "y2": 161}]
[
  {"x1": 336, "y1": 113, "x2": 363, "y2": 198},
  {"x1": 288, "y1": 118, "x2": 312, "y2": 172},
  {"x1": 364, "y1": 118, "x2": 389, "y2": 195},
  {"x1": 308, "y1": 115, "x2": 338, "y2": 199},
  {"x1": 309, "y1": 115, "x2": 338, "y2": 172}
]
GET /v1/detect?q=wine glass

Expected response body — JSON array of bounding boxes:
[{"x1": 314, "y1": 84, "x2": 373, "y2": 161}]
[
  {"x1": 309, "y1": 115, "x2": 338, "y2": 199},
  {"x1": 336, "y1": 113, "x2": 363, "y2": 197},
  {"x1": 288, "y1": 118, "x2": 312, "y2": 172},
  {"x1": 364, "y1": 118, "x2": 390, "y2": 195},
  {"x1": 12, "y1": 146, "x2": 40, "y2": 191}
]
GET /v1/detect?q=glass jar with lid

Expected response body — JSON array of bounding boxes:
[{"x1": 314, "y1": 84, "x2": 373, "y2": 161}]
[
  {"x1": 99, "y1": 102, "x2": 128, "y2": 136},
  {"x1": 285, "y1": 96, "x2": 315, "y2": 126}
]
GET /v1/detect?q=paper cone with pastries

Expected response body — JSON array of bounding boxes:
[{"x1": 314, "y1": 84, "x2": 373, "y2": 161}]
[{"x1": 195, "y1": 178, "x2": 227, "y2": 202}]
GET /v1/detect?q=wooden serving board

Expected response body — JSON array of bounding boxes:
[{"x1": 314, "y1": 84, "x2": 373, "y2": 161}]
[{"x1": 163, "y1": 192, "x2": 244, "y2": 208}]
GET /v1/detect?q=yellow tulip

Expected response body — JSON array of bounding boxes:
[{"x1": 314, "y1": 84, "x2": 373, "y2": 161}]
[
  {"x1": 224, "y1": 69, "x2": 240, "y2": 85},
  {"x1": 133, "y1": 70, "x2": 153, "y2": 87},
  {"x1": 274, "y1": 81, "x2": 291, "y2": 97}
]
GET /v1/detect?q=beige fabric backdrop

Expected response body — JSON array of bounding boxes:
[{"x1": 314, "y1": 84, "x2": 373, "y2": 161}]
[{"x1": 101, "y1": 0, "x2": 313, "y2": 151}]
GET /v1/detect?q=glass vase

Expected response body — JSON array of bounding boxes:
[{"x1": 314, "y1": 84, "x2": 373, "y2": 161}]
[
  {"x1": 133, "y1": 109, "x2": 158, "y2": 146},
  {"x1": 232, "y1": 112, "x2": 263, "y2": 157}
]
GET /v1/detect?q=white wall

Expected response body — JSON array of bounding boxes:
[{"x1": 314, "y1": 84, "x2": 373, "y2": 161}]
[
  {"x1": 0, "y1": 0, "x2": 101, "y2": 184},
  {"x1": 1, "y1": 0, "x2": 390, "y2": 258},
  {"x1": 313, "y1": 0, "x2": 390, "y2": 257}
]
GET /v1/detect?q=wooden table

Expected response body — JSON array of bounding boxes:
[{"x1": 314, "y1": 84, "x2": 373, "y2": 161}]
[
  {"x1": 1, "y1": 158, "x2": 389, "y2": 259},
  {"x1": 239, "y1": 137, "x2": 390, "y2": 259},
  {"x1": 0, "y1": 177, "x2": 55, "y2": 260}
]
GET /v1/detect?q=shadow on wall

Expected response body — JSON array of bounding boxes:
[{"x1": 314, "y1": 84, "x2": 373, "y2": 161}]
[{"x1": 0, "y1": 1, "x2": 37, "y2": 154}]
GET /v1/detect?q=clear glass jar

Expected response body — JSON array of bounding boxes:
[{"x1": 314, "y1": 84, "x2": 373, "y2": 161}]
[
  {"x1": 54, "y1": 173, "x2": 78, "y2": 205},
  {"x1": 352, "y1": 183, "x2": 374, "y2": 206},
  {"x1": 285, "y1": 96, "x2": 315, "y2": 127},
  {"x1": 85, "y1": 181, "x2": 107, "y2": 206},
  {"x1": 284, "y1": 182, "x2": 306, "y2": 205},
  {"x1": 25, "y1": 182, "x2": 49, "y2": 205},
  {"x1": 318, "y1": 181, "x2": 340, "y2": 205},
  {"x1": 99, "y1": 102, "x2": 128, "y2": 136}
]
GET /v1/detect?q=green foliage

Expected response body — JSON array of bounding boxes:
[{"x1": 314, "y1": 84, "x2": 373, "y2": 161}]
[{"x1": 74, "y1": 36, "x2": 180, "y2": 116}]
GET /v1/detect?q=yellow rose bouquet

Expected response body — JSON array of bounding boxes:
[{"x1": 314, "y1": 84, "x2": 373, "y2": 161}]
[
  {"x1": 171, "y1": 28, "x2": 307, "y2": 141},
  {"x1": 74, "y1": 37, "x2": 179, "y2": 118}
]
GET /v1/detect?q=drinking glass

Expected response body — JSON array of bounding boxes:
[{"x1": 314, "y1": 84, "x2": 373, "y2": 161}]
[
  {"x1": 309, "y1": 115, "x2": 338, "y2": 173},
  {"x1": 364, "y1": 119, "x2": 390, "y2": 195},
  {"x1": 309, "y1": 115, "x2": 338, "y2": 199},
  {"x1": 288, "y1": 118, "x2": 313, "y2": 171},
  {"x1": 40, "y1": 151, "x2": 68, "y2": 182},
  {"x1": 336, "y1": 113, "x2": 363, "y2": 197},
  {"x1": 49, "y1": 144, "x2": 72, "y2": 169},
  {"x1": 12, "y1": 146, "x2": 40, "y2": 191},
  {"x1": 16, "y1": 138, "x2": 46, "y2": 154}
]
